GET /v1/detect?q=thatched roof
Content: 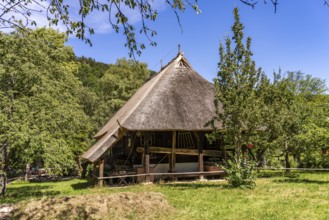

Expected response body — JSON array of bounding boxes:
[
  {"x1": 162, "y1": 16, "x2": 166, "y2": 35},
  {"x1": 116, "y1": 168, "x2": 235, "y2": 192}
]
[{"x1": 82, "y1": 52, "x2": 220, "y2": 162}]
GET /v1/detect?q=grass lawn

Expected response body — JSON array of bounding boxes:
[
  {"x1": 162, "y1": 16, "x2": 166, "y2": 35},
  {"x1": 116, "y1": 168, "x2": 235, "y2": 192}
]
[{"x1": 2, "y1": 171, "x2": 329, "y2": 219}]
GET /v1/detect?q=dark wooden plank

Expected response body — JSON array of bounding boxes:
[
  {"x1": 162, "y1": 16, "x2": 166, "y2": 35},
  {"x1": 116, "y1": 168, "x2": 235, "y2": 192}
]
[
  {"x1": 93, "y1": 162, "x2": 97, "y2": 181},
  {"x1": 198, "y1": 132, "x2": 204, "y2": 180},
  {"x1": 198, "y1": 153, "x2": 204, "y2": 179},
  {"x1": 171, "y1": 131, "x2": 177, "y2": 172},
  {"x1": 137, "y1": 146, "x2": 222, "y2": 157}
]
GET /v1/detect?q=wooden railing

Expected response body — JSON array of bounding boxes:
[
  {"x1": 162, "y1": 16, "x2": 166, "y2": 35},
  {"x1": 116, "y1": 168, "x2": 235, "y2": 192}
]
[{"x1": 97, "y1": 170, "x2": 225, "y2": 181}]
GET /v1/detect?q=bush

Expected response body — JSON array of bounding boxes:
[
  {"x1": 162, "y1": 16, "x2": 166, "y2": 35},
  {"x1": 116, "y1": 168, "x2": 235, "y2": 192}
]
[
  {"x1": 224, "y1": 158, "x2": 256, "y2": 189},
  {"x1": 266, "y1": 158, "x2": 281, "y2": 168},
  {"x1": 86, "y1": 164, "x2": 94, "y2": 177}
]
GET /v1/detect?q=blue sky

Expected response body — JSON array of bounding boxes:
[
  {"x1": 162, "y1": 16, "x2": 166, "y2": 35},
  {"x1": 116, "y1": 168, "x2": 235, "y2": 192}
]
[{"x1": 67, "y1": 0, "x2": 329, "y2": 88}]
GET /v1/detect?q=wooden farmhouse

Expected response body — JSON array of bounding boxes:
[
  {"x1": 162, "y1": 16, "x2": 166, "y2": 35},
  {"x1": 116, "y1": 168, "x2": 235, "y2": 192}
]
[{"x1": 81, "y1": 52, "x2": 229, "y2": 186}]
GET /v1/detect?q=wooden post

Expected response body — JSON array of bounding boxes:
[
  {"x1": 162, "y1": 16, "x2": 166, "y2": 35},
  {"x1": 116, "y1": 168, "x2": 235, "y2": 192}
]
[
  {"x1": 98, "y1": 159, "x2": 104, "y2": 187},
  {"x1": 144, "y1": 132, "x2": 151, "y2": 183},
  {"x1": 169, "y1": 131, "x2": 177, "y2": 173},
  {"x1": 145, "y1": 154, "x2": 150, "y2": 182},
  {"x1": 198, "y1": 153, "x2": 204, "y2": 180},
  {"x1": 198, "y1": 132, "x2": 205, "y2": 180},
  {"x1": 198, "y1": 132, "x2": 204, "y2": 180},
  {"x1": 93, "y1": 162, "x2": 97, "y2": 181}
]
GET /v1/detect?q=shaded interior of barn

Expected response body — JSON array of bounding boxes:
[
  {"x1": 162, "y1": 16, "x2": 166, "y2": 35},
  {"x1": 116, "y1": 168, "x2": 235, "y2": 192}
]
[{"x1": 93, "y1": 130, "x2": 232, "y2": 186}]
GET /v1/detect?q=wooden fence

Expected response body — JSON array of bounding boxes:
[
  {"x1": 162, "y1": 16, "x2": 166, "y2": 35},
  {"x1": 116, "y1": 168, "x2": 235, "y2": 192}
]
[{"x1": 97, "y1": 170, "x2": 226, "y2": 181}]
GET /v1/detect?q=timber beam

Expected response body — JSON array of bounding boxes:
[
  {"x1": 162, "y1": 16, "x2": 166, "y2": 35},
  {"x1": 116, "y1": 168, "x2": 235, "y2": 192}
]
[
  {"x1": 169, "y1": 131, "x2": 177, "y2": 173},
  {"x1": 136, "y1": 146, "x2": 223, "y2": 157},
  {"x1": 98, "y1": 159, "x2": 104, "y2": 187}
]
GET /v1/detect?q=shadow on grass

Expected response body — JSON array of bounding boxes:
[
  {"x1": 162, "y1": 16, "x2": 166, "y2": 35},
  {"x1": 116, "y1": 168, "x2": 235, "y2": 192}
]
[
  {"x1": 29, "y1": 176, "x2": 80, "y2": 183},
  {"x1": 159, "y1": 182, "x2": 226, "y2": 190},
  {"x1": 274, "y1": 178, "x2": 329, "y2": 185},
  {"x1": 71, "y1": 180, "x2": 94, "y2": 190},
  {"x1": 257, "y1": 171, "x2": 300, "y2": 179},
  {"x1": 257, "y1": 171, "x2": 285, "y2": 178},
  {"x1": 0, "y1": 185, "x2": 60, "y2": 204}
]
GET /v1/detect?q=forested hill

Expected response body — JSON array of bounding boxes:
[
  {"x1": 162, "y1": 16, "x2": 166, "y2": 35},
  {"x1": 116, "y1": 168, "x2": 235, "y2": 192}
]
[
  {"x1": 75, "y1": 56, "x2": 157, "y2": 91},
  {"x1": 75, "y1": 57, "x2": 109, "y2": 89},
  {"x1": 74, "y1": 56, "x2": 156, "y2": 132}
]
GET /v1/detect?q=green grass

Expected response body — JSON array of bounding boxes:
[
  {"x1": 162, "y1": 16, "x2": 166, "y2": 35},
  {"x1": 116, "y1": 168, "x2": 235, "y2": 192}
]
[{"x1": 3, "y1": 172, "x2": 329, "y2": 219}]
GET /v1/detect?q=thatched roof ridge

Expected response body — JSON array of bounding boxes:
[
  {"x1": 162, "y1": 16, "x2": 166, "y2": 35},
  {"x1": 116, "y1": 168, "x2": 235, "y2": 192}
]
[
  {"x1": 94, "y1": 53, "x2": 183, "y2": 138},
  {"x1": 82, "y1": 52, "x2": 220, "y2": 162}
]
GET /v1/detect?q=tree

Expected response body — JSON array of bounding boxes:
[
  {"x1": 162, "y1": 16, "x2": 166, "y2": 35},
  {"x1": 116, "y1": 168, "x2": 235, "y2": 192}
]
[
  {"x1": 74, "y1": 56, "x2": 152, "y2": 135},
  {"x1": 257, "y1": 71, "x2": 328, "y2": 169},
  {"x1": 283, "y1": 72, "x2": 328, "y2": 168},
  {"x1": 0, "y1": 0, "x2": 313, "y2": 57},
  {"x1": 75, "y1": 56, "x2": 109, "y2": 89},
  {"x1": 212, "y1": 7, "x2": 262, "y2": 188},
  {"x1": 256, "y1": 71, "x2": 299, "y2": 169},
  {"x1": 0, "y1": 0, "x2": 200, "y2": 58},
  {"x1": 92, "y1": 58, "x2": 151, "y2": 130},
  {"x1": 0, "y1": 28, "x2": 92, "y2": 195}
]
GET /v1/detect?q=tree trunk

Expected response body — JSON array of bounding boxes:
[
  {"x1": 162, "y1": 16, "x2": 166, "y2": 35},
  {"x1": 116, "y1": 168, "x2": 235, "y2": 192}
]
[
  {"x1": 76, "y1": 157, "x2": 82, "y2": 177},
  {"x1": 285, "y1": 151, "x2": 291, "y2": 172},
  {"x1": 235, "y1": 137, "x2": 242, "y2": 165},
  {"x1": 24, "y1": 163, "x2": 30, "y2": 181},
  {"x1": 285, "y1": 141, "x2": 290, "y2": 173},
  {"x1": 256, "y1": 148, "x2": 267, "y2": 167},
  {"x1": 1, "y1": 143, "x2": 8, "y2": 196}
]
